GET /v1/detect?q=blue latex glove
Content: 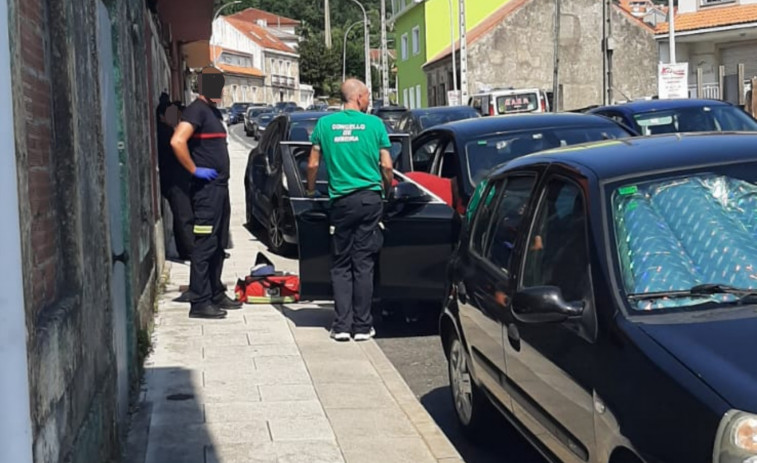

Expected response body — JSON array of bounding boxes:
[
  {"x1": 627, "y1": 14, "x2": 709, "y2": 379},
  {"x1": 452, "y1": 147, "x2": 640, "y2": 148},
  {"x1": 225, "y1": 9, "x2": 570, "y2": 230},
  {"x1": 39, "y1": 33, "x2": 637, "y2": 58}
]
[{"x1": 194, "y1": 167, "x2": 218, "y2": 181}]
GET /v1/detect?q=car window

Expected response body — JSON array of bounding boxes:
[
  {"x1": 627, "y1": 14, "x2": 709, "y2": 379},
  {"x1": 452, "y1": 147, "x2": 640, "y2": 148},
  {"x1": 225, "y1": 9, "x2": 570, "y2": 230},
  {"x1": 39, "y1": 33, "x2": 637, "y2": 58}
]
[
  {"x1": 484, "y1": 176, "x2": 536, "y2": 274},
  {"x1": 496, "y1": 93, "x2": 539, "y2": 114},
  {"x1": 266, "y1": 119, "x2": 284, "y2": 169},
  {"x1": 465, "y1": 125, "x2": 629, "y2": 186},
  {"x1": 633, "y1": 105, "x2": 757, "y2": 135},
  {"x1": 522, "y1": 179, "x2": 590, "y2": 302},
  {"x1": 413, "y1": 137, "x2": 441, "y2": 172},
  {"x1": 469, "y1": 179, "x2": 501, "y2": 255},
  {"x1": 288, "y1": 119, "x2": 319, "y2": 141},
  {"x1": 431, "y1": 141, "x2": 457, "y2": 178}
]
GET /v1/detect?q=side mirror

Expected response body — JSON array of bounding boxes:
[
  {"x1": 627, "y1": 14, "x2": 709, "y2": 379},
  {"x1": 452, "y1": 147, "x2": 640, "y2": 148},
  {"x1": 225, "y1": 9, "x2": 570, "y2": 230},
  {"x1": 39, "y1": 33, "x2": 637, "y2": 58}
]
[
  {"x1": 390, "y1": 182, "x2": 428, "y2": 202},
  {"x1": 511, "y1": 286, "x2": 584, "y2": 324}
]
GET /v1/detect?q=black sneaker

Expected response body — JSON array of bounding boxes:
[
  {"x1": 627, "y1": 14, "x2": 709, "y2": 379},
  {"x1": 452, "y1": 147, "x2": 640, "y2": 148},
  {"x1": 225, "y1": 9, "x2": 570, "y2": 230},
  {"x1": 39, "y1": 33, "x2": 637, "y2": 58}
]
[
  {"x1": 189, "y1": 303, "x2": 227, "y2": 319},
  {"x1": 212, "y1": 293, "x2": 243, "y2": 310}
]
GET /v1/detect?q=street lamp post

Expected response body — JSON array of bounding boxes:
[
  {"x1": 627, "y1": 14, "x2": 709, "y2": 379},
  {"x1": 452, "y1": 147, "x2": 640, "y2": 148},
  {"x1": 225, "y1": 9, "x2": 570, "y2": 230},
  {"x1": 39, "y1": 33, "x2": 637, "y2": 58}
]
[
  {"x1": 349, "y1": 0, "x2": 372, "y2": 108},
  {"x1": 448, "y1": 0, "x2": 458, "y2": 98},
  {"x1": 343, "y1": 20, "x2": 364, "y2": 82},
  {"x1": 211, "y1": 0, "x2": 242, "y2": 67}
]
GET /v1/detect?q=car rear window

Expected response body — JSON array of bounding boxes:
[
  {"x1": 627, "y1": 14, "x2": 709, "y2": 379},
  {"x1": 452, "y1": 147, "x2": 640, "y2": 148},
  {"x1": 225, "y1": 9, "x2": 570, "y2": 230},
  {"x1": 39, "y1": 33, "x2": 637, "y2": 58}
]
[
  {"x1": 633, "y1": 105, "x2": 757, "y2": 135},
  {"x1": 418, "y1": 109, "x2": 478, "y2": 130},
  {"x1": 465, "y1": 125, "x2": 629, "y2": 185},
  {"x1": 496, "y1": 93, "x2": 539, "y2": 114},
  {"x1": 288, "y1": 119, "x2": 320, "y2": 141}
]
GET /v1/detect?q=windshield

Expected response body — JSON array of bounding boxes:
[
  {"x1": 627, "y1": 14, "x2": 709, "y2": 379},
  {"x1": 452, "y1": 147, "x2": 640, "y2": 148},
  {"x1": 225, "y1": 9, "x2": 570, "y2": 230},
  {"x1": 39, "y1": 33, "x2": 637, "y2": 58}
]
[
  {"x1": 465, "y1": 125, "x2": 630, "y2": 185},
  {"x1": 418, "y1": 109, "x2": 478, "y2": 130},
  {"x1": 496, "y1": 93, "x2": 539, "y2": 114},
  {"x1": 288, "y1": 119, "x2": 320, "y2": 141},
  {"x1": 231, "y1": 103, "x2": 249, "y2": 111},
  {"x1": 633, "y1": 105, "x2": 757, "y2": 135},
  {"x1": 248, "y1": 108, "x2": 267, "y2": 118},
  {"x1": 610, "y1": 164, "x2": 757, "y2": 311}
]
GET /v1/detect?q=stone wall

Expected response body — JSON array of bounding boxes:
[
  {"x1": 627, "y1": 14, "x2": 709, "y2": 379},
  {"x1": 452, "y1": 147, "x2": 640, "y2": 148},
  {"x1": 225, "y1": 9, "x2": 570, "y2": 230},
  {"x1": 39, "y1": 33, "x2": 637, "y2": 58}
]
[
  {"x1": 425, "y1": 0, "x2": 657, "y2": 109},
  {"x1": 8, "y1": 0, "x2": 161, "y2": 461}
]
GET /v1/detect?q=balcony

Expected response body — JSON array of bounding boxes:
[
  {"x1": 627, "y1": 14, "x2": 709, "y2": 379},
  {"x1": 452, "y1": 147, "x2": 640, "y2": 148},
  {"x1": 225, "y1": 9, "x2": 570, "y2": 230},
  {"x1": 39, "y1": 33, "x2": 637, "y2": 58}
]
[{"x1": 271, "y1": 75, "x2": 296, "y2": 88}]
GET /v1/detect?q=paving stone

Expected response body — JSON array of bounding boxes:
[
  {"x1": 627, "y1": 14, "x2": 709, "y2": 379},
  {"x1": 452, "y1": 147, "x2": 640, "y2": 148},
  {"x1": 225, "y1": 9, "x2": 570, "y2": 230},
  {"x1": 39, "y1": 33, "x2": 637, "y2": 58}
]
[
  {"x1": 247, "y1": 330, "x2": 295, "y2": 346},
  {"x1": 253, "y1": 355, "x2": 307, "y2": 371},
  {"x1": 275, "y1": 440, "x2": 344, "y2": 463},
  {"x1": 205, "y1": 442, "x2": 277, "y2": 463},
  {"x1": 204, "y1": 400, "x2": 325, "y2": 423},
  {"x1": 326, "y1": 408, "x2": 417, "y2": 440},
  {"x1": 315, "y1": 381, "x2": 396, "y2": 410},
  {"x1": 258, "y1": 384, "x2": 318, "y2": 402},
  {"x1": 150, "y1": 399, "x2": 204, "y2": 427},
  {"x1": 204, "y1": 364, "x2": 311, "y2": 387},
  {"x1": 203, "y1": 343, "x2": 300, "y2": 361},
  {"x1": 148, "y1": 420, "x2": 271, "y2": 446},
  {"x1": 307, "y1": 359, "x2": 381, "y2": 385},
  {"x1": 146, "y1": 441, "x2": 205, "y2": 463},
  {"x1": 339, "y1": 437, "x2": 437, "y2": 463},
  {"x1": 268, "y1": 415, "x2": 335, "y2": 441}
]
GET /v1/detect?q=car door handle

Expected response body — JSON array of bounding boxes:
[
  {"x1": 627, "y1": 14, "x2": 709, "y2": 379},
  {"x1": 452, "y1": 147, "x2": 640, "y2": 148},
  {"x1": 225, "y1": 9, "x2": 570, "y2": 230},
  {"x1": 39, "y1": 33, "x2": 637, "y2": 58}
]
[{"x1": 301, "y1": 210, "x2": 327, "y2": 221}]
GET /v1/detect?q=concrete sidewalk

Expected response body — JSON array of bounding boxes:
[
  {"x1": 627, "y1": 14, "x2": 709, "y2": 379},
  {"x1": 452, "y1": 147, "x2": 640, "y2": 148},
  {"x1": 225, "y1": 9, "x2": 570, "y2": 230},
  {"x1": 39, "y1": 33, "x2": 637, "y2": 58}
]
[{"x1": 125, "y1": 131, "x2": 464, "y2": 463}]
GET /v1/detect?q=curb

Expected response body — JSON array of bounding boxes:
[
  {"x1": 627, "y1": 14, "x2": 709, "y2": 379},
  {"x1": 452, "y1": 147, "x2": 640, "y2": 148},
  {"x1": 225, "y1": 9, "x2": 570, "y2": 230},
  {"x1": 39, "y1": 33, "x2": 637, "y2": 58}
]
[{"x1": 359, "y1": 340, "x2": 465, "y2": 463}]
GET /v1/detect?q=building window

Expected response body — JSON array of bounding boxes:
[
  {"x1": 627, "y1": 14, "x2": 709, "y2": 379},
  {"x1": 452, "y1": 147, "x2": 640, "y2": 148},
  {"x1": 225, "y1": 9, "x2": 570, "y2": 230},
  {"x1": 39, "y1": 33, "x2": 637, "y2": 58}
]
[
  {"x1": 401, "y1": 33, "x2": 408, "y2": 61},
  {"x1": 403, "y1": 88, "x2": 409, "y2": 108},
  {"x1": 700, "y1": 0, "x2": 734, "y2": 6},
  {"x1": 412, "y1": 26, "x2": 420, "y2": 56},
  {"x1": 409, "y1": 87, "x2": 416, "y2": 109},
  {"x1": 416, "y1": 84, "x2": 421, "y2": 108}
]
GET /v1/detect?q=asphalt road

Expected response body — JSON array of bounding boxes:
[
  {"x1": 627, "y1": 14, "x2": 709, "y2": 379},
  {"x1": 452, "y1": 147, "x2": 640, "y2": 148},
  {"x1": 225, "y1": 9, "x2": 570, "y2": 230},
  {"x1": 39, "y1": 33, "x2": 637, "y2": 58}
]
[{"x1": 229, "y1": 123, "x2": 546, "y2": 463}]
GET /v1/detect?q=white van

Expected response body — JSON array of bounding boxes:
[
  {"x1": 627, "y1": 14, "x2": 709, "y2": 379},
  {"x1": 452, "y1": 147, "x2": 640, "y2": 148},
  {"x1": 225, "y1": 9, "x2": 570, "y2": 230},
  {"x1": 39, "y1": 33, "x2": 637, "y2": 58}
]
[{"x1": 468, "y1": 88, "x2": 551, "y2": 116}]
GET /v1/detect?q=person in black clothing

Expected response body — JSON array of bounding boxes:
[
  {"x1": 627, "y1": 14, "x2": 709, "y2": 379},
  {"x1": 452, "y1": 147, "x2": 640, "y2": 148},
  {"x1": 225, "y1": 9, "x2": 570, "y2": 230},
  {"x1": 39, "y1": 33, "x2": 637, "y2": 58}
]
[
  {"x1": 170, "y1": 67, "x2": 242, "y2": 319},
  {"x1": 157, "y1": 99, "x2": 194, "y2": 261}
]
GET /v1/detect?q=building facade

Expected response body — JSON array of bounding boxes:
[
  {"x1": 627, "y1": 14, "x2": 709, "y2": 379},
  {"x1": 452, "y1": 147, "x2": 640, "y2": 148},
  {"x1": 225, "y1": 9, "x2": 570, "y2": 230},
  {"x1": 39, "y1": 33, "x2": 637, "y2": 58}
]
[
  {"x1": 423, "y1": 0, "x2": 658, "y2": 110},
  {"x1": 391, "y1": 0, "x2": 511, "y2": 108},
  {"x1": 1, "y1": 0, "x2": 213, "y2": 462},
  {"x1": 656, "y1": 0, "x2": 757, "y2": 100},
  {"x1": 213, "y1": 12, "x2": 305, "y2": 106}
]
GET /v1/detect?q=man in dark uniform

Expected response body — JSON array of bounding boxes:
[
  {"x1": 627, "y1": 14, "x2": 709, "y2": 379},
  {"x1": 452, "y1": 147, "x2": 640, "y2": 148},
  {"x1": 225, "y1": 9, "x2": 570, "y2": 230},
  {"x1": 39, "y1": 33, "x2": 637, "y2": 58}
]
[
  {"x1": 157, "y1": 99, "x2": 194, "y2": 261},
  {"x1": 307, "y1": 79, "x2": 394, "y2": 341},
  {"x1": 170, "y1": 67, "x2": 242, "y2": 319}
]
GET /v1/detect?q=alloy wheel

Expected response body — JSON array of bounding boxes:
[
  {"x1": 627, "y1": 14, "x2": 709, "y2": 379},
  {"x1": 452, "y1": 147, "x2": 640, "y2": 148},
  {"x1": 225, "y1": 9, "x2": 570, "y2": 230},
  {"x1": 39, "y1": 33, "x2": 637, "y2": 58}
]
[
  {"x1": 268, "y1": 206, "x2": 285, "y2": 251},
  {"x1": 449, "y1": 338, "x2": 474, "y2": 425}
]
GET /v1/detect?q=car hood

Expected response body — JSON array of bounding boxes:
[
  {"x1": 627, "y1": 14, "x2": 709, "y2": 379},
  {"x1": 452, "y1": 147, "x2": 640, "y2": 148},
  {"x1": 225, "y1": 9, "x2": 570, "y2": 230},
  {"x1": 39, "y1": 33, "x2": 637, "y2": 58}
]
[{"x1": 640, "y1": 314, "x2": 757, "y2": 412}]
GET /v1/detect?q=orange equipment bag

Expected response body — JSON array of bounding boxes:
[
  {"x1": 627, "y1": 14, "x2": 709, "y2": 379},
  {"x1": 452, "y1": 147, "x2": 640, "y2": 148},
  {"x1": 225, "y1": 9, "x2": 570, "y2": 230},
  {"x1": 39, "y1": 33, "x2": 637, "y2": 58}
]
[{"x1": 234, "y1": 253, "x2": 300, "y2": 304}]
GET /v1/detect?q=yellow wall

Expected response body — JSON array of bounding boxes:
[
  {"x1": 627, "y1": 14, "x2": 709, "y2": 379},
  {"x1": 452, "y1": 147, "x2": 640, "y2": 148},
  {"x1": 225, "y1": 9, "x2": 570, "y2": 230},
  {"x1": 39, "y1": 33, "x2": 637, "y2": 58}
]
[{"x1": 424, "y1": 0, "x2": 510, "y2": 61}]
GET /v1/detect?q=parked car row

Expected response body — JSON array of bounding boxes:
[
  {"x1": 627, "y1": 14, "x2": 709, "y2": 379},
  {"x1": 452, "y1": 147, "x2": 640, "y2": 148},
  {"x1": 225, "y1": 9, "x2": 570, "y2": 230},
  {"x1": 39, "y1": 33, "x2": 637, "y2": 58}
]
[{"x1": 242, "y1": 97, "x2": 757, "y2": 463}]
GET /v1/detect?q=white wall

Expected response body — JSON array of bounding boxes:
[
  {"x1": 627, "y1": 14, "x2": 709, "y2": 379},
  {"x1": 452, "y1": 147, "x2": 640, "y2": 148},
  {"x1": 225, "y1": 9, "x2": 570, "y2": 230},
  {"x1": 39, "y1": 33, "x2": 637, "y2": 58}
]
[
  {"x1": 213, "y1": 18, "x2": 264, "y2": 68},
  {"x1": 0, "y1": 0, "x2": 34, "y2": 461}
]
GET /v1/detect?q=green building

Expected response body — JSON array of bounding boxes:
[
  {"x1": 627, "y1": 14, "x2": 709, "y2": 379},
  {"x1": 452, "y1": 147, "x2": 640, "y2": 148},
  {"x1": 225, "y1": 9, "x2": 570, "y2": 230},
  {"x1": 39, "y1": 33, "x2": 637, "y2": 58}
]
[{"x1": 390, "y1": 0, "x2": 511, "y2": 108}]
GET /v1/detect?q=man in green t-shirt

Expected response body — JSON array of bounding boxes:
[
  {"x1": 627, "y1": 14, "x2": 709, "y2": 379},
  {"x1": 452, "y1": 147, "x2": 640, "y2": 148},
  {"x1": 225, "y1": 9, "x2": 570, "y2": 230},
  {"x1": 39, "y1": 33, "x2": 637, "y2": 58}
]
[{"x1": 307, "y1": 79, "x2": 394, "y2": 342}]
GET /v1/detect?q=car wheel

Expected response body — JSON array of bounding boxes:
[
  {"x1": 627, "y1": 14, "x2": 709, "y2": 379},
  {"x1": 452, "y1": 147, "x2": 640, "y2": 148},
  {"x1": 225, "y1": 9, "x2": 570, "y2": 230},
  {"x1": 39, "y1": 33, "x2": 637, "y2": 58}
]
[
  {"x1": 267, "y1": 203, "x2": 288, "y2": 254},
  {"x1": 448, "y1": 334, "x2": 493, "y2": 436}
]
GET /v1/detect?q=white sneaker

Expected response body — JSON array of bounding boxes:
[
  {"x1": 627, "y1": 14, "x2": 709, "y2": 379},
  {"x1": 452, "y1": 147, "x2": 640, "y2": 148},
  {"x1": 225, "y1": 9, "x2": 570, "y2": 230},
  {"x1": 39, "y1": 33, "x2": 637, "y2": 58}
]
[
  {"x1": 353, "y1": 327, "x2": 376, "y2": 342},
  {"x1": 330, "y1": 331, "x2": 351, "y2": 342}
]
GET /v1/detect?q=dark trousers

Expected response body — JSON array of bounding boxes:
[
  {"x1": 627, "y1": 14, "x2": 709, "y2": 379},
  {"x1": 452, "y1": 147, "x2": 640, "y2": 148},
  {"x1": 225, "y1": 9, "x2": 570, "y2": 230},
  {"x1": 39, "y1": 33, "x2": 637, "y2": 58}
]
[
  {"x1": 189, "y1": 180, "x2": 229, "y2": 308},
  {"x1": 163, "y1": 179, "x2": 195, "y2": 260},
  {"x1": 330, "y1": 190, "x2": 383, "y2": 334}
]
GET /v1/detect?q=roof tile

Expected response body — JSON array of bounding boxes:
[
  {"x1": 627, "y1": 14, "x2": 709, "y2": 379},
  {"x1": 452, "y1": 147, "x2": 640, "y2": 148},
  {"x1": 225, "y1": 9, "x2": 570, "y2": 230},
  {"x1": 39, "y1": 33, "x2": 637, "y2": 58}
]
[
  {"x1": 656, "y1": 3, "x2": 757, "y2": 34},
  {"x1": 224, "y1": 16, "x2": 296, "y2": 54},
  {"x1": 229, "y1": 8, "x2": 300, "y2": 27}
]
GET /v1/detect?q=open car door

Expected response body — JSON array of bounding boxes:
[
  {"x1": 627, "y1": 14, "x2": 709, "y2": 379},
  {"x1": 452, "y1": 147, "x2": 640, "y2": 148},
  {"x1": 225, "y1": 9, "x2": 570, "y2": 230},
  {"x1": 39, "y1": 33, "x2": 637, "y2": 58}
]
[{"x1": 282, "y1": 137, "x2": 459, "y2": 302}]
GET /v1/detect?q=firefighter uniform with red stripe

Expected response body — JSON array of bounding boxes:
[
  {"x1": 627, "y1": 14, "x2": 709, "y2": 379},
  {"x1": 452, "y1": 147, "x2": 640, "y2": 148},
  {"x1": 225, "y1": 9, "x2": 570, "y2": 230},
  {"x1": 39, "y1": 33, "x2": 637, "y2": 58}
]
[{"x1": 181, "y1": 99, "x2": 231, "y2": 313}]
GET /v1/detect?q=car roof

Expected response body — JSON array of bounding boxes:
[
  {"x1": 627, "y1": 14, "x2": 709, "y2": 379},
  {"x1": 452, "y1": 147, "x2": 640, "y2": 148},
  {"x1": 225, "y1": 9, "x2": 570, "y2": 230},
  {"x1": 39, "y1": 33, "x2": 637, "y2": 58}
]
[
  {"x1": 591, "y1": 99, "x2": 731, "y2": 114},
  {"x1": 376, "y1": 106, "x2": 408, "y2": 113},
  {"x1": 407, "y1": 106, "x2": 477, "y2": 115},
  {"x1": 497, "y1": 133, "x2": 757, "y2": 181},
  {"x1": 286, "y1": 111, "x2": 330, "y2": 121},
  {"x1": 427, "y1": 113, "x2": 622, "y2": 137}
]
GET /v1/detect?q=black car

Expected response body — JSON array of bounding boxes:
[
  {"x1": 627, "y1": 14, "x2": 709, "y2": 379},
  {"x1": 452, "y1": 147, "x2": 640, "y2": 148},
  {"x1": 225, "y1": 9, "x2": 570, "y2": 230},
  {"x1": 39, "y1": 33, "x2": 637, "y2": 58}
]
[
  {"x1": 228, "y1": 102, "x2": 253, "y2": 124},
  {"x1": 273, "y1": 101, "x2": 298, "y2": 113},
  {"x1": 373, "y1": 105, "x2": 408, "y2": 131},
  {"x1": 396, "y1": 105, "x2": 479, "y2": 138},
  {"x1": 409, "y1": 113, "x2": 635, "y2": 212},
  {"x1": 441, "y1": 133, "x2": 757, "y2": 463},
  {"x1": 244, "y1": 107, "x2": 272, "y2": 137},
  {"x1": 253, "y1": 111, "x2": 276, "y2": 140},
  {"x1": 588, "y1": 99, "x2": 757, "y2": 135},
  {"x1": 245, "y1": 111, "x2": 410, "y2": 253}
]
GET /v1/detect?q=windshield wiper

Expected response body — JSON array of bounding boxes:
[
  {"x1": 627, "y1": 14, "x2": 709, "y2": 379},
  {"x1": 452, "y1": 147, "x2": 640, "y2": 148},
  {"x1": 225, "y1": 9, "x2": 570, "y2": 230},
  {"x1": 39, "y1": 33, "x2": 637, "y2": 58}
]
[{"x1": 628, "y1": 283, "x2": 757, "y2": 304}]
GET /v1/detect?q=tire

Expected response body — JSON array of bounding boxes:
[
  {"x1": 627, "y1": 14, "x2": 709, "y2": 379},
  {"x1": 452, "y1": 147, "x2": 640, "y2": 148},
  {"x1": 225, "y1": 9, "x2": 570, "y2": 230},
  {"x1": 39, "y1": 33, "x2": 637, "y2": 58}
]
[
  {"x1": 267, "y1": 202, "x2": 289, "y2": 254},
  {"x1": 448, "y1": 334, "x2": 495, "y2": 437}
]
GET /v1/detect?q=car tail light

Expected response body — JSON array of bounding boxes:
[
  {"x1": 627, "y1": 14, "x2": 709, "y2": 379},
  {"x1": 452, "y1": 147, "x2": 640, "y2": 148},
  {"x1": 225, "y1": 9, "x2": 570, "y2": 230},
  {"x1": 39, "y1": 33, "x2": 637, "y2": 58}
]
[
  {"x1": 541, "y1": 97, "x2": 547, "y2": 112},
  {"x1": 489, "y1": 103, "x2": 494, "y2": 116}
]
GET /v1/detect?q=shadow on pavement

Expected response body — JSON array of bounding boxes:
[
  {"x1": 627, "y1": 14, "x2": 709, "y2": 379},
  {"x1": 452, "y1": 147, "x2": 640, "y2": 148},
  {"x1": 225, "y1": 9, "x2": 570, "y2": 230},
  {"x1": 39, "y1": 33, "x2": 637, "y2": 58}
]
[
  {"x1": 420, "y1": 386, "x2": 546, "y2": 463},
  {"x1": 278, "y1": 304, "x2": 332, "y2": 332},
  {"x1": 126, "y1": 367, "x2": 217, "y2": 463}
]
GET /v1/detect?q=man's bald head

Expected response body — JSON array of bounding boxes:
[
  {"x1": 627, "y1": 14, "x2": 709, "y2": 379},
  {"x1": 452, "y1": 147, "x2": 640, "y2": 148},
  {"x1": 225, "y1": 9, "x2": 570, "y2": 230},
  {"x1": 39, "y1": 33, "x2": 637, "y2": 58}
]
[{"x1": 341, "y1": 79, "x2": 366, "y2": 103}]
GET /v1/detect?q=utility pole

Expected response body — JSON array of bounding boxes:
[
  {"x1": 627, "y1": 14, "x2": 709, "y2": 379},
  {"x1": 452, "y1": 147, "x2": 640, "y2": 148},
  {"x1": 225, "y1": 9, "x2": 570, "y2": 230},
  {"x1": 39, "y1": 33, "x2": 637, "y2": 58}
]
[
  {"x1": 552, "y1": 0, "x2": 561, "y2": 111},
  {"x1": 448, "y1": 0, "x2": 457, "y2": 100},
  {"x1": 602, "y1": 0, "x2": 613, "y2": 105},
  {"x1": 459, "y1": 0, "x2": 468, "y2": 103},
  {"x1": 668, "y1": 0, "x2": 676, "y2": 63},
  {"x1": 325, "y1": 0, "x2": 332, "y2": 48},
  {"x1": 381, "y1": 0, "x2": 390, "y2": 104}
]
